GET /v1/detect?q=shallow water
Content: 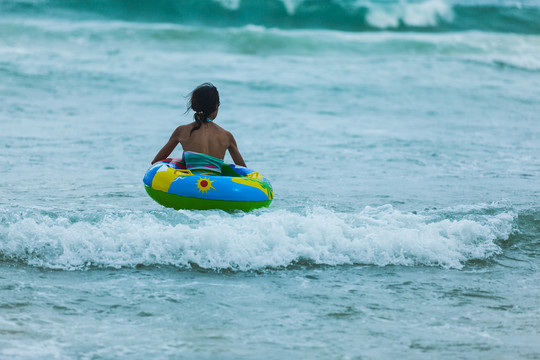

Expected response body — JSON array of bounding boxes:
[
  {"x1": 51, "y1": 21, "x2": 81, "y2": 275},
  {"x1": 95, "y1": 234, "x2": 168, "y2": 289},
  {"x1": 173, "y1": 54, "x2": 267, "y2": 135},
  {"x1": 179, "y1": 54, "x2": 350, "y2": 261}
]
[
  {"x1": 1, "y1": 0, "x2": 539, "y2": 358},
  {"x1": 1, "y1": 262, "x2": 539, "y2": 359}
]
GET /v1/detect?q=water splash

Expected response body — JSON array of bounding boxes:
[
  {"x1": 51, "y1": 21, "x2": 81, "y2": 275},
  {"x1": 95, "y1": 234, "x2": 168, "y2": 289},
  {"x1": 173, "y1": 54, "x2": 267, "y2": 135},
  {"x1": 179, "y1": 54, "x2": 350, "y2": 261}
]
[{"x1": 0, "y1": 205, "x2": 515, "y2": 271}]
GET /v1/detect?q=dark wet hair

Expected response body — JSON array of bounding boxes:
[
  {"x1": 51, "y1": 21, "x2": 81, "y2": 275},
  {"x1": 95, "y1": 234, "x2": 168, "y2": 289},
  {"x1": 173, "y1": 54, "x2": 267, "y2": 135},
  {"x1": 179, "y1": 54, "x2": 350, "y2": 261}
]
[{"x1": 187, "y1": 83, "x2": 220, "y2": 135}]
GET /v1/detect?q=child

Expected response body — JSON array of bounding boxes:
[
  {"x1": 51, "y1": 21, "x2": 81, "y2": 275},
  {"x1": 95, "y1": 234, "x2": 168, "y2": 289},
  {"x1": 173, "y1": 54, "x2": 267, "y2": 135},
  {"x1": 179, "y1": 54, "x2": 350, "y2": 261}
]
[{"x1": 151, "y1": 83, "x2": 246, "y2": 174}]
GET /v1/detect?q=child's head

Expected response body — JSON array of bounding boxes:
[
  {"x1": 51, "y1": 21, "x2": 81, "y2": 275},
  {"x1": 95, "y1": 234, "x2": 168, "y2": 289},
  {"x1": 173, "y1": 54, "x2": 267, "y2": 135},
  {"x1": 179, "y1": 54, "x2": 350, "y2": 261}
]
[{"x1": 188, "y1": 83, "x2": 220, "y2": 127}]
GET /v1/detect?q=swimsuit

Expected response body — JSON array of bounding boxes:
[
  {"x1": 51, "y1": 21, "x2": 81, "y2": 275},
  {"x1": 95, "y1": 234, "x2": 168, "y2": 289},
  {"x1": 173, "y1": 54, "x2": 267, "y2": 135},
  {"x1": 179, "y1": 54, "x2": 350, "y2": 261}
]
[{"x1": 182, "y1": 151, "x2": 223, "y2": 175}]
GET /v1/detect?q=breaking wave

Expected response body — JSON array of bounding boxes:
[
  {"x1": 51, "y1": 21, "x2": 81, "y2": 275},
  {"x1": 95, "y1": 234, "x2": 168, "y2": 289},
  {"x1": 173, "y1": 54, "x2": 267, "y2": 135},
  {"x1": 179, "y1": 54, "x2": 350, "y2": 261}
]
[
  {"x1": 2, "y1": 18, "x2": 539, "y2": 72},
  {"x1": 0, "y1": 204, "x2": 516, "y2": 271},
  {"x1": 2, "y1": 0, "x2": 540, "y2": 34}
]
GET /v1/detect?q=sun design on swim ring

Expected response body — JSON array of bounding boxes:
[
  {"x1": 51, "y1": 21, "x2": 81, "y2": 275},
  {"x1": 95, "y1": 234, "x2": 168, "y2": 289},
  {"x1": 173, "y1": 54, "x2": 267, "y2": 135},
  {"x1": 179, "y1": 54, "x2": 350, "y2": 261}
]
[{"x1": 196, "y1": 177, "x2": 216, "y2": 193}]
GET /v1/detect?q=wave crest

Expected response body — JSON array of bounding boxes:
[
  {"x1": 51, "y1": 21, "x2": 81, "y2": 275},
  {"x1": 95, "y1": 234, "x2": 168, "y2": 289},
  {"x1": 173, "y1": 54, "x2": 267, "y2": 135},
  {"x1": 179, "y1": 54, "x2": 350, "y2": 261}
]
[
  {"x1": 2, "y1": 0, "x2": 540, "y2": 34},
  {"x1": 366, "y1": 0, "x2": 454, "y2": 29},
  {"x1": 0, "y1": 205, "x2": 515, "y2": 271}
]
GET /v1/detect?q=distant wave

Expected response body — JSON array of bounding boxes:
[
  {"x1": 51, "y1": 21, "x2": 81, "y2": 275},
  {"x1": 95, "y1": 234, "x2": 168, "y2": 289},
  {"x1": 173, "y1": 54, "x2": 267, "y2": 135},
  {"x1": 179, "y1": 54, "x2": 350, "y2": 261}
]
[
  {"x1": 0, "y1": 204, "x2": 517, "y2": 271},
  {"x1": 2, "y1": 18, "x2": 538, "y2": 72},
  {"x1": 2, "y1": 0, "x2": 540, "y2": 34}
]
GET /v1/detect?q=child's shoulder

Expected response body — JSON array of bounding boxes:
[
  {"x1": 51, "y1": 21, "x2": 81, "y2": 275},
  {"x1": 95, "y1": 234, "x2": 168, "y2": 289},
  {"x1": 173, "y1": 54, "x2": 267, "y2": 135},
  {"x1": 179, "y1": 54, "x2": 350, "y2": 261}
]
[
  {"x1": 211, "y1": 122, "x2": 230, "y2": 134},
  {"x1": 173, "y1": 123, "x2": 193, "y2": 136},
  {"x1": 176, "y1": 123, "x2": 194, "y2": 130}
]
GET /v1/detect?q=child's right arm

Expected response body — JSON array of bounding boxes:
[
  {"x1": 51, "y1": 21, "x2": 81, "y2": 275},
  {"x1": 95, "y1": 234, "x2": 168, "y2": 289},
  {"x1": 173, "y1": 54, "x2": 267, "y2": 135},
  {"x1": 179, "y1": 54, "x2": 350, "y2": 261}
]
[{"x1": 151, "y1": 128, "x2": 181, "y2": 164}]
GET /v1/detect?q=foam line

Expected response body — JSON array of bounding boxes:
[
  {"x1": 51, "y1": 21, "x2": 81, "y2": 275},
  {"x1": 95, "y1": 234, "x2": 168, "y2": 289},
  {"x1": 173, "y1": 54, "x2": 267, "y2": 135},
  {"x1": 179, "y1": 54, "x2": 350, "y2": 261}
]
[{"x1": 0, "y1": 205, "x2": 515, "y2": 271}]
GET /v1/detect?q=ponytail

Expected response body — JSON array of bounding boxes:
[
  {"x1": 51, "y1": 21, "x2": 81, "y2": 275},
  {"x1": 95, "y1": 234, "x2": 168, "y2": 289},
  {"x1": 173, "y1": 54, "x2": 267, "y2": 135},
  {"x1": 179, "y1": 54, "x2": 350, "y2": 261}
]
[
  {"x1": 191, "y1": 111, "x2": 206, "y2": 135},
  {"x1": 186, "y1": 83, "x2": 220, "y2": 136}
]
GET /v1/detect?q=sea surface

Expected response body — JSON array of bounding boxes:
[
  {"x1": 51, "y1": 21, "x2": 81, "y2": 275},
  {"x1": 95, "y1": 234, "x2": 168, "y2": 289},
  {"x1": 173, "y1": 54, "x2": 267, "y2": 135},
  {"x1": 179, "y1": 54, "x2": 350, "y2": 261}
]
[{"x1": 1, "y1": 0, "x2": 539, "y2": 358}]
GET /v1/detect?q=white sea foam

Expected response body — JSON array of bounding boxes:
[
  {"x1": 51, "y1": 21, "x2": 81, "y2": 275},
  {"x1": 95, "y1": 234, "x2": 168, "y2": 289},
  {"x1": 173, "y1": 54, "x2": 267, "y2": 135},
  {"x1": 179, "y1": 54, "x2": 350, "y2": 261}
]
[
  {"x1": 364, "y1": 0, "x2": 454, "y2": 28},
  {"x1": 488, "y1": 55, "x2": 540, "y2": 71},
  {"x1": 0, "y1": 205, "x2": 514, "y2": 271},
  {"x1": 213, "y1": 0, "x2": 241, "y2": 11},
  {"x1": 214, "y1": 0, "x2": 454, "y2": 27},
  {"x1": 214, "y1": 0, "x2": 303, "y2": 14},
  {"x1": 280, "y1": 0, "x2": 304, "y2": 15}
]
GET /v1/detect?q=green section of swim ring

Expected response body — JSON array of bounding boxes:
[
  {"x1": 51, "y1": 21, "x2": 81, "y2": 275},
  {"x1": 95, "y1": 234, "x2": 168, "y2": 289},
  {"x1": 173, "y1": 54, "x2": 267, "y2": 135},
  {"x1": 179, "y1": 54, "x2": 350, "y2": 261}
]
[{"x1": 145, "y1": 186, "x2": 272, "y2": 212}]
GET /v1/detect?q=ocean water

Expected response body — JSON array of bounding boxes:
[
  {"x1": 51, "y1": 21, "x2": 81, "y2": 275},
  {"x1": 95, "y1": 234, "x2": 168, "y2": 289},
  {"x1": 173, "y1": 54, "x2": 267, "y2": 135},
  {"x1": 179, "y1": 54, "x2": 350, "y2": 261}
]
[{"x1": 1, "y1": 0, "x2": 539, "y2": 358}]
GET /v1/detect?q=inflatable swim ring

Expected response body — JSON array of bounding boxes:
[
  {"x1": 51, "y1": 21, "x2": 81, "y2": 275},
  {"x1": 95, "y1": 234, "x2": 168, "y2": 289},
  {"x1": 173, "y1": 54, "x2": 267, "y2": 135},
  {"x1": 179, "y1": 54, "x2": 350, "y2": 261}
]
[{"x1": 143, "y1": 158, "x2": 273, "y2": 211}]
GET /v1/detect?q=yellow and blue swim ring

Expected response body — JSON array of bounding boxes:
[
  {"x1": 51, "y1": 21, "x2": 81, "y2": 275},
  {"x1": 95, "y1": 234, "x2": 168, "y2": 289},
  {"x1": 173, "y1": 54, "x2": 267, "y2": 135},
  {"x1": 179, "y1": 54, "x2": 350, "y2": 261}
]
[{"x1": 143, "y1": 158, "x2": 273, "y2": 211}]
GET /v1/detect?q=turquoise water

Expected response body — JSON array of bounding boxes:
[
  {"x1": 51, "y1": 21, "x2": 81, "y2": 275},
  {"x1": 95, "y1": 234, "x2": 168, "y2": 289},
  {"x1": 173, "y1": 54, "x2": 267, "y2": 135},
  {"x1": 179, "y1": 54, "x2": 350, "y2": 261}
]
[{"x1": 1, "y1": 0, "x2": 539, "y2": 358}]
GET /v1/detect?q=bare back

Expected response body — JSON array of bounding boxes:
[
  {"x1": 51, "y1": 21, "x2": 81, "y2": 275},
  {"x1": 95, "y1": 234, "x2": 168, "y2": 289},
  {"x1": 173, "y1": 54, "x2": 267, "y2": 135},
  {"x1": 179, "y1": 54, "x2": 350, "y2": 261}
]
[
  {"x1": 177, "y1": 122, "x2": 230, "y2": 159},
  {"x1": 151, "y1": 121, "x2": 246, "y2": 167}
]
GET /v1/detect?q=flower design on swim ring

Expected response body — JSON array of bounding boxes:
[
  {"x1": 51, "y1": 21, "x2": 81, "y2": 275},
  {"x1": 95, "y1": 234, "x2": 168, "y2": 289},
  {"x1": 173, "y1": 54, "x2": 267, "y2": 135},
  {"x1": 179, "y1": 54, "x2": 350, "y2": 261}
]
[{"x1": 196, "y1": 177, "x2": 216, "y2": 193}]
